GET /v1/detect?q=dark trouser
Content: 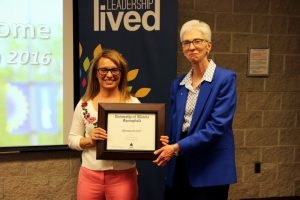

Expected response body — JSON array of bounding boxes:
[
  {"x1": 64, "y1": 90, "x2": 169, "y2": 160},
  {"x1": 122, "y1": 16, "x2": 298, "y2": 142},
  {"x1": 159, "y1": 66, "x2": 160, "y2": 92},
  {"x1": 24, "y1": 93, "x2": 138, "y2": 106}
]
[
  {"x1": 164, "y1": 152, "x2": 229, "y2": 200},
  {"x1": 164, "y1": 184, "x2": 229, "y2": 200}
]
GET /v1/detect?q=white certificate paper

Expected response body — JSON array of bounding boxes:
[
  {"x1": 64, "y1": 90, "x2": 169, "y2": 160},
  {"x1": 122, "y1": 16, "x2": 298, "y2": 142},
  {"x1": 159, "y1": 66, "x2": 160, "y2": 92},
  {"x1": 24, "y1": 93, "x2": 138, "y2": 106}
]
[{"x1": 106, "y1": 113, "x2": 156, "y2": 151}]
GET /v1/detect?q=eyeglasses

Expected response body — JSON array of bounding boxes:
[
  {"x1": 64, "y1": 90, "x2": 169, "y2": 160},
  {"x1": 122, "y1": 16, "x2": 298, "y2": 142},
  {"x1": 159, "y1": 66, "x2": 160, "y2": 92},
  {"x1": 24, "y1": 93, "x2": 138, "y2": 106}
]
[
  {"x1": 181, "y1": 38, "x2": 209, "y2": 49},
  {"x1": 96, "y1": 67, "x2": 121, "y2": 76}
]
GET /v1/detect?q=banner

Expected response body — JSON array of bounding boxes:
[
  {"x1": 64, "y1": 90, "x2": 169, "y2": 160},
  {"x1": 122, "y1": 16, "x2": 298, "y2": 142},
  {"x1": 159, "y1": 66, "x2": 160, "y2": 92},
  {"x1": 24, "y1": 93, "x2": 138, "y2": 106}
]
[{"x1": 76, "y1": 0, "x2": 178, "y2": 199}]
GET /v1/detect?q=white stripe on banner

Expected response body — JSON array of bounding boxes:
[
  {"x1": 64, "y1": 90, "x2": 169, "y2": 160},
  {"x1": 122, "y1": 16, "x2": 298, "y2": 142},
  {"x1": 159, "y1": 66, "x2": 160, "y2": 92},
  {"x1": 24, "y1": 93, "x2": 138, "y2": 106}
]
[{"x1": 93, "y1": 0, "x2": 160, "y2": 31}]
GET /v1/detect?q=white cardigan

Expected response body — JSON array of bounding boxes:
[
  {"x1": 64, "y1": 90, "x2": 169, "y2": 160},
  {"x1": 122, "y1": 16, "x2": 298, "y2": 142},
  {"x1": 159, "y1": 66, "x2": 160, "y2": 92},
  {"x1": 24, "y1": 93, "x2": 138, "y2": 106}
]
[{"x1": 68, "y1": 96, "x2": 140, "y2": 170}]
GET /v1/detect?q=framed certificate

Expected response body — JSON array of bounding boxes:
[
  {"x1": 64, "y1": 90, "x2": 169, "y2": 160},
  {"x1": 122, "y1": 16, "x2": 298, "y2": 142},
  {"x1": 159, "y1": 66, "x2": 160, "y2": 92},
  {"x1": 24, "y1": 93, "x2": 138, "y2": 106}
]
[{"x1": 96, "y1": 103, "x2": 165, "y2": 160}]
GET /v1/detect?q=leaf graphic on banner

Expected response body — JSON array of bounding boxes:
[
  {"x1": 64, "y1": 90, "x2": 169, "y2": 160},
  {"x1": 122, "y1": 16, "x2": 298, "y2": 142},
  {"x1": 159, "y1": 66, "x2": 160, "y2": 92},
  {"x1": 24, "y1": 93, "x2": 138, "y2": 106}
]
[
  {"x1": 78, "y1": 43, "x2": 151, "y2": 98},
  {"x1": 134, "y1": 88, "x2": 151, "y2": 98},
  {"x1": 127, "y1": 69, "x2": 139, "y2": 81},
  {"x1": 83, "y1": 57, "x2": 90, "y2": 71},
  {"x1": 93, "y1": 44, "x2": 103, "y2": 58},
  {"x1": 79, "y1": 42, "x2": 82, "y2": 58},
  {"x1": 127, "y1": 86, "x2": 132, "y2": 92}
]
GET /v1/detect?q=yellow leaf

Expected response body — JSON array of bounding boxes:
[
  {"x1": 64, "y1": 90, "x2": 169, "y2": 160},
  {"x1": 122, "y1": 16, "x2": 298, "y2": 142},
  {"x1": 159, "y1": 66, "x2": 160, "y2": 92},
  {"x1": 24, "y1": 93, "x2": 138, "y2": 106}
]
[
  {"x1": 83, "y1": 57, "x2": 90, "y2": 72},
  {"x1": 93, "y1": 44, "x2": 103, "y2": 58},
  {"x1": 79, "y1": 42, "x2": 82, "y2": 58},
  {"x1": 135, "y1": 88, "x2": 151, "y2": 98},
  {"x1": 127, "y1": 86, "x2": 133, "y2": 92},
  {"x1": 127, "y1": 69, "x2": 139, "y2": 81}
]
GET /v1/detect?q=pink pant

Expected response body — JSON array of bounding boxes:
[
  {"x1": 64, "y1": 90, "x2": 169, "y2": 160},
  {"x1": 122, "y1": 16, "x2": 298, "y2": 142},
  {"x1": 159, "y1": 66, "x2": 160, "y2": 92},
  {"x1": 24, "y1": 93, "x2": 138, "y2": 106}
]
[{"x1": 77, "y1": 166, "x2": 138, "y2": 200}]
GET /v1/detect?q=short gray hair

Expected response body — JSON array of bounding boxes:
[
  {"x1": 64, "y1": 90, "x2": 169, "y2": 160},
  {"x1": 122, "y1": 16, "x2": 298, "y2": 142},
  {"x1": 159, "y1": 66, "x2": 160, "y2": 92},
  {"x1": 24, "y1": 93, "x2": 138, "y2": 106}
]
[{"x1": 179, "y1": 19, "x2": 212, "y2": 42}]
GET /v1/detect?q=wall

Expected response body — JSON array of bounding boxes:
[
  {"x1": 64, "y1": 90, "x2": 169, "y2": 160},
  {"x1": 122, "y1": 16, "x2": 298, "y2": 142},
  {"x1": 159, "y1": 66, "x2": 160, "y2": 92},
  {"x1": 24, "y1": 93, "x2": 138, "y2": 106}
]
[
  {"x1": 0, "y1": 151, "x2": 80, "y2": 200},
  {"x1": 0, "y1": 0, "x2": 299, "y2": 199}
]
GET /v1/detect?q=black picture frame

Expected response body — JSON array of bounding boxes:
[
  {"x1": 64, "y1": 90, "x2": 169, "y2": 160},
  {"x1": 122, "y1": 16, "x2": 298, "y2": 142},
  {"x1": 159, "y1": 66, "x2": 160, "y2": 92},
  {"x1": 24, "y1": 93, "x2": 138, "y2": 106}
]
[{"x1": 96, "y1": 103, "x2": 165, "y2": 160}]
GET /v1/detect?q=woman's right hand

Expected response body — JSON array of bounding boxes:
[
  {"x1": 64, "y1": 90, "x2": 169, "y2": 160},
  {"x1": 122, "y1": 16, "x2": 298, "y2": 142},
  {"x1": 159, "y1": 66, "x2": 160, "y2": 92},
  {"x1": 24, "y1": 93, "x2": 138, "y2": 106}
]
[
  {"x1": 160, "y1": 135, "x2": 169, "y2": 146},
  {"x1": 80, "y1": 127, "x2": 107, "y2": 149},
  {"x1": 90, "y1": 127, "x2": 107, "y2": 141}
]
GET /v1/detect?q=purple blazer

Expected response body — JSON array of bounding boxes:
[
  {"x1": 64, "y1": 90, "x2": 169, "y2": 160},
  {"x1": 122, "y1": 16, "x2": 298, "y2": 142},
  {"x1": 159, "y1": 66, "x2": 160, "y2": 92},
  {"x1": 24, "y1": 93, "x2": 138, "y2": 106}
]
[{"x1": 166, "y1": 66, "x2": 237, "y2": 187}]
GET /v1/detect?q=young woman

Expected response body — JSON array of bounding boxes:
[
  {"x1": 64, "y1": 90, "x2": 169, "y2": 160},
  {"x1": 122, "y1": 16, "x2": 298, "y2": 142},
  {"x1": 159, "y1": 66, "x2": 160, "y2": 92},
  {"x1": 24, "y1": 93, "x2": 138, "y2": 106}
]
[{"x1": 69, "y1": 49, "x2": 168, "y2": 200}]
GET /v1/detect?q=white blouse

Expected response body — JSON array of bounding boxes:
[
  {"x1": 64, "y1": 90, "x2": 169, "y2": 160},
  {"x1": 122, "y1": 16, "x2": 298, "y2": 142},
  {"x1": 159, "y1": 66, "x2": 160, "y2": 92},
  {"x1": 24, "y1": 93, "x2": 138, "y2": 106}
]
[{"x1": 180, "y1": 60, "x2": 216, "y2": 132}]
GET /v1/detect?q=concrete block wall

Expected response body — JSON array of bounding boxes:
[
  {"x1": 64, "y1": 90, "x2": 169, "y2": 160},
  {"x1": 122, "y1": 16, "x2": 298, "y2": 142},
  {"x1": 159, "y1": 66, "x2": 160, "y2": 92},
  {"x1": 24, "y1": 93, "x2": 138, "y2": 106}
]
[
  {"x1": 0, "y1": 0, "x2": 299, "y2": 199},
  {"x1": 177, "y1": 0, "x2": 300, "y2": 199},
  {"x1": 0, "y1": 151, "x2": 80, "y2": 200}
]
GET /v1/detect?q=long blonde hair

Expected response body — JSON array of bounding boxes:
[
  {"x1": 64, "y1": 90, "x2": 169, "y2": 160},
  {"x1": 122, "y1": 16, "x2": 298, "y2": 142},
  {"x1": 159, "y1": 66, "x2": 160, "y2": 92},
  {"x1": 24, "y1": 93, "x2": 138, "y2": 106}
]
[{"x1": 81, "y1": 49, "x2": 131, "y2": 102}]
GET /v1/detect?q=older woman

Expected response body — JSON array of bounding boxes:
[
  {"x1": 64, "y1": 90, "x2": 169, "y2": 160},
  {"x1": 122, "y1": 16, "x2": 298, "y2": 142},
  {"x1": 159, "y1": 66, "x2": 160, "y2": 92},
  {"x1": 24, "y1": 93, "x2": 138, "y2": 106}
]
[{"x1": 154, "y1": 20, "x2": 237, "y2": 200}]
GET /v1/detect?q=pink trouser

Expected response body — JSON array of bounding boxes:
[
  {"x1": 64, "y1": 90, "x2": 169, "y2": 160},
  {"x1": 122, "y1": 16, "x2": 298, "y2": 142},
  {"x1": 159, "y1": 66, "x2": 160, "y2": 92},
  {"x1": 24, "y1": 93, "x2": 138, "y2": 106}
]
[{"x1": 77, "y1": 166, "x2": 138, "y2": 200}]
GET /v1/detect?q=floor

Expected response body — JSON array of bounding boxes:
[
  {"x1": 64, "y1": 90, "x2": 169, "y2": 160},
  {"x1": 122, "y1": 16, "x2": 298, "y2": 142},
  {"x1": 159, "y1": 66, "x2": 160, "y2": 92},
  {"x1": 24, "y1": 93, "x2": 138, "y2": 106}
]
[{"x1": 242, "y1": 197, "x2": 300, "y2": 200}]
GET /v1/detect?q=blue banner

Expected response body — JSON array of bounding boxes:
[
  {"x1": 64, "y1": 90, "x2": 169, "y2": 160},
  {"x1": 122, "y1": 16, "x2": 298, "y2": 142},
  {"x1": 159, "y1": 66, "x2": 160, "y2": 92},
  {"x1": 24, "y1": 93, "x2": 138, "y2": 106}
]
[{"x1": 76, "y1": 0, "x2": 178, "y2": 199}]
